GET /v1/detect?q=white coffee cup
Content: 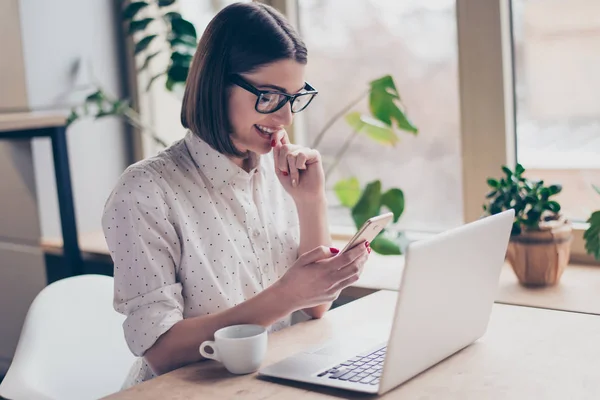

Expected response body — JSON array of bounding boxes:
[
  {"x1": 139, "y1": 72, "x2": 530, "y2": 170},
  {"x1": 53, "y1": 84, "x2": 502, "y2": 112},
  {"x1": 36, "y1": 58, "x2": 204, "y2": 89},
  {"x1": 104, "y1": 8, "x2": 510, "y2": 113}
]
[{"x1": 199, "y1": 324, "x2": 268, "y2": 374}]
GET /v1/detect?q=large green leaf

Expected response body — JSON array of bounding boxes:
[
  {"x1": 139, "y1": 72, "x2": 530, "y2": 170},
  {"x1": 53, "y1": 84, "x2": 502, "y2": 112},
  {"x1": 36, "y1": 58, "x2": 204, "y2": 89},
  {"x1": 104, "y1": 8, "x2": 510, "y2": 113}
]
[
  {"x1": 381, "y1": 188, "x2": 404, "y2": 223},
  {"x1": 369, "y1": 75, "x2": 418, "y2": 134},
  {"x1": 345, "y1": 112, "x2": 399, "y2": 146},
  {"x1": 370, "y1": 236, "x2": 402, "y2": 255},
  {"x1": 584, "y1": 211, "x2": 600, "y2": 260},
  {"x1": 351, "y1": 180, "x2": 382, "y2": 229},
  {"x1": 122, "y1": 1, "x2": 149, "y2": 20},
  {"x1": 172, "y1": 18, "x2": 197, "y2": 40},
  {"x1": 167, "y1": 63, "x2": 189, "y2": 85},
  {"x1": 134, "y1": 34, "x2": 157, "y2": 54},
  {"x1": 171, "y1": 51, "x2": 193, "y2": 67},
  {"x1": 169, "y1": 36, "x2": 197, "y2": 51},
  {"x1": 129, "y1": 17, "x2": 153, "y2": 34},
  {"x1": 334, "y1": 177, "x2": 361, "y2": 208}
]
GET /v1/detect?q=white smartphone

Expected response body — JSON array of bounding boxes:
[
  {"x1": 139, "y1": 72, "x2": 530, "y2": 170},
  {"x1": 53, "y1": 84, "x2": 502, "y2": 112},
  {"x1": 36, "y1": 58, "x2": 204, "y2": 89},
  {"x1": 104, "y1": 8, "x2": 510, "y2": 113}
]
[{"x1": 339, "y1": 212, "x2": 394, "y2": 254}]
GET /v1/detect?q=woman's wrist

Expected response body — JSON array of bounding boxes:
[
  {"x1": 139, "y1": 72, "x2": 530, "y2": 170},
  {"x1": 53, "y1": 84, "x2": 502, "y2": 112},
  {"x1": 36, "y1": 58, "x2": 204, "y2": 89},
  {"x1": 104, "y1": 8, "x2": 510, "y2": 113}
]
[
  {"x1": 293, "y1": 193, "x2": 327, "y2": 210},
  {"x1": 267, "y1": 279, "x2": 303, "y2": 313}
]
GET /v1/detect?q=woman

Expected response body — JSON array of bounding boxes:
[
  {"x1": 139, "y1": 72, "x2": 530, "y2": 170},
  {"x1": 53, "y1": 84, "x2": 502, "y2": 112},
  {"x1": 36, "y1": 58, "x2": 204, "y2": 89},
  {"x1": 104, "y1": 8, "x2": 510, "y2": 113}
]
[{"x1": 102, "y1": 2, "x2": 370, "y2": 387}]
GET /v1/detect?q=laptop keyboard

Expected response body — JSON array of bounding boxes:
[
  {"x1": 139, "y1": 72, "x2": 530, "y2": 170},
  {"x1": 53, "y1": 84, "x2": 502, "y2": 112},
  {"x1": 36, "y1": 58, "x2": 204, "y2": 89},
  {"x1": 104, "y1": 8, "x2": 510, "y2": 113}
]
[{"x1": 316, "y1": 346, "x2": 386, "y2": 385}]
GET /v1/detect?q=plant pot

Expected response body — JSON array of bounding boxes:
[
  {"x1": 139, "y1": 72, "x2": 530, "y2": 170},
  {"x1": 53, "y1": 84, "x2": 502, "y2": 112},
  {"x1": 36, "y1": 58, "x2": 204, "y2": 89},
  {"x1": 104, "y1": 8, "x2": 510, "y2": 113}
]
[{"x1": 506, "y1": 219, "x2": 572, "y2": 287}]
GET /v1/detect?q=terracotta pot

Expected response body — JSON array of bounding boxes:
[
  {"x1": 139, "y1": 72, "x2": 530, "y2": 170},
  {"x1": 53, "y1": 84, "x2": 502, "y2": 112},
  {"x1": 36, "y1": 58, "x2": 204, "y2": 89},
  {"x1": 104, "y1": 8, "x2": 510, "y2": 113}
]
[{"x1": 506, "y1": 219, "x2": 572, "y2": 287}]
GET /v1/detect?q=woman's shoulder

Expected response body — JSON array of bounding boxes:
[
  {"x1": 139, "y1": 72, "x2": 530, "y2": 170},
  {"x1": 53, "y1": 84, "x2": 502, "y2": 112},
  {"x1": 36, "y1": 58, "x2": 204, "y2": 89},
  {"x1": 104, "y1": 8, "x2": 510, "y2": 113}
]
[{"x1": 117, "y1": 138, "x2": 193, "y2": 187}]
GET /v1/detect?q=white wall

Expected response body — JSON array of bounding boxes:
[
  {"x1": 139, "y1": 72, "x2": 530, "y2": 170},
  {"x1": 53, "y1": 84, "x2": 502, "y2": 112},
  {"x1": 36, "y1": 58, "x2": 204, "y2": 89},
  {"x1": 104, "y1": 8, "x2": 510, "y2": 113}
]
[{"x1": 19, "y1": 0, "x2": 130, "y2": 238}]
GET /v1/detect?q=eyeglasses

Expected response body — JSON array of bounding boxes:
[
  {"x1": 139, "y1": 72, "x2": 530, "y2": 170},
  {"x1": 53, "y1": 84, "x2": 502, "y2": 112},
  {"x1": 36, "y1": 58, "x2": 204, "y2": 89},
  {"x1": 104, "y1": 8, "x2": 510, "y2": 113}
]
[{"x1": 230, "y1": 75, "x2": 318, "y2": 114}]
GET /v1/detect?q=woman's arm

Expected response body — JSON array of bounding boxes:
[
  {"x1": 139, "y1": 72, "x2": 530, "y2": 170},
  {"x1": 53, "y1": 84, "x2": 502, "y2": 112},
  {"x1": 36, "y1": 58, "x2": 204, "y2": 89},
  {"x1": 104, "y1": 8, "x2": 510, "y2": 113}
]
[
  {"x1": 295, "y1": 196, "x2": 333, "y2": 319},
  {"x1": 145, "y1": 243, "x2": 367, "y2": 376},
  {"x1": 145, "y1": 281, "x2": 293, "y2": 375}
]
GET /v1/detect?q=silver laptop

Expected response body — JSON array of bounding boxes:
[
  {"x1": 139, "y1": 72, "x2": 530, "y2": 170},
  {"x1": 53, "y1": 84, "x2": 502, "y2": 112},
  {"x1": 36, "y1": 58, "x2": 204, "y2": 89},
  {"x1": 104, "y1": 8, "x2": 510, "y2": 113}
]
[{"x1": 258, "y1": 210, "x2": 514, "y2": 395}]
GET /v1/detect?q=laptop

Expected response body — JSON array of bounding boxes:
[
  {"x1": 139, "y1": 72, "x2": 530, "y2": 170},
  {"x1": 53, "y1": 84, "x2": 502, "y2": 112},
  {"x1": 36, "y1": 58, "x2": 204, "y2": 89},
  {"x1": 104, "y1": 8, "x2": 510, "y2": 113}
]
[{"x1": 258, "y1": 210, "x2": 514, "y2": 395}]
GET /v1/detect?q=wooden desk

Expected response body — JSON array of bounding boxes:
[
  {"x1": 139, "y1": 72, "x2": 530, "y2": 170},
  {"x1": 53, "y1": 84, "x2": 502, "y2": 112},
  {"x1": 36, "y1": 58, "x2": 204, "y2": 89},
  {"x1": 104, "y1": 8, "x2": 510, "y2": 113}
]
[
  {"x1": 103, "y1": 290, "x2": 600, "y2": 400},
  {"x1": 0, "y1": 111, "x2": 83, "y2": 279}
]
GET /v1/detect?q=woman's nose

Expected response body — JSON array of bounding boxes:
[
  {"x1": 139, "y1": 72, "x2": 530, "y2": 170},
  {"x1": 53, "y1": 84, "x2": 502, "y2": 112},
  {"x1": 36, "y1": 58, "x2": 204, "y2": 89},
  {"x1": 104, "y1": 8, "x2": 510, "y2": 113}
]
[{"x1": 272, "y1": 102, "x2": 294, "y2": 126}]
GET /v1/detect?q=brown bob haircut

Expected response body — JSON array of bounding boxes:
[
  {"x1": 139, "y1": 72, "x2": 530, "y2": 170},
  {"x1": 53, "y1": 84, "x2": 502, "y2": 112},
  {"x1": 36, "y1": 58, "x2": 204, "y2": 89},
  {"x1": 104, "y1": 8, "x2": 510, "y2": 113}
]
[{"x1": 181, "y1": 2, "x2": 307, "y2": 157}]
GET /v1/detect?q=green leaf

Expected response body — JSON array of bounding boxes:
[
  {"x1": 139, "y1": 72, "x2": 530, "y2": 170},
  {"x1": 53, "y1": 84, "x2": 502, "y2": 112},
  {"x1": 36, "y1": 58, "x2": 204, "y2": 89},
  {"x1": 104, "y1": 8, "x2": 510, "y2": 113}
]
[
  {"x1": 146, "y1": 72, "x2": 165, "y2": 91},
  {"x1": 167, "y1": 63, "x2": 189, "y2": 85},
  {"x1": 333, "y1": 177, "x2": 361, "y2": 208},
  {"x1": 370, "y1": 236, "x2": 402, "y2": 255},
  {"x1": 515, "y1": 163, "x2": 525, "y2": 175},
  {"x1": 351, "y1": 180, "x2": 382, "y2": 229},
  {"x1": 129, "y1": 17, "x2": 153, "y2": 34},
  {"x1": 369, "y1": 75, "x2": 417, "y2": 134},
  {"x1": 487, "y1": 178, "x2": 499, "y2": 188},
  {"x1": 170, "y1": 51, "x2": 193, "y2": 66},
  {"x1": 380, "y1": 188, "x2": 404, "y2": 223},
  {"x1": 86, "y1": 90, "x2": 104, "y2": 102},
  {"x1": 593, "y1": 184, "x2": 600, "y2": 196},
  {"x1": 344, "y1": 112, "x2": 399, "y2": 146},
  {"x1": 171, "y1": 18, "x2": 197, "y2": 40},
  {"x1": 158, "y1": 0, "x2": 176, "y2": 6},
  {"x1": 547, "y1": 200, "x2": 561, "y2": 213},
  {"x1": 138, "y1": 51, "x2": 161, "y2": 72},
  {"x1": 135, "y1": 34, "x2": 157, "y2": 54},
  {"x1": 164, "y1": 11, "x2": 183, "y2": 20},
  {"x1": 486, "y1": 190, "x2": 498, "y2": 199},
  {"x1": 501, "y1": 166, "x2": 512, "y2": 178},
  {"x1": 66, "y1": 110, "x2": 79, "y2": 126},
  {"x1": 584, "y1": 211, "x2": 600, "y2": 260},
  {"x1": 122, "y1": 1, "x2": 149, "y2": 20},
  {"x1": 548, "y1": 184, "x2": 562, "y2": 195}
]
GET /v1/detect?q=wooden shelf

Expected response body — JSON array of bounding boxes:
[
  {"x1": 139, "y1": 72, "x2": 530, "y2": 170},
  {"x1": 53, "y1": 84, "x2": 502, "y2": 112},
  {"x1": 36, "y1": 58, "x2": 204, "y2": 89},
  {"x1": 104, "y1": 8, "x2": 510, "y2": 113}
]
[{"x1": 0, "y1": 111, "x2": 68, "y2": 132}]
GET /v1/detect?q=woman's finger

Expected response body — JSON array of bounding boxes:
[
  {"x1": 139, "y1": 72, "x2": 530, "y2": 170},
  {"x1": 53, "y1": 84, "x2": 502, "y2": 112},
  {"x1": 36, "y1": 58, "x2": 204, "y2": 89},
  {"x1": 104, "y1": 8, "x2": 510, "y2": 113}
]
[
  {"x1": 287, "y1": 153, "x2": 300, "y2": 187},
  {"x1": 278, "y1": 144, "x2": 291, "y2": 175},
  {"x1": 327, "y1": 273, "x2": 360, "y2": 294},
  {"x1": 295, "y1": 152, "x2": 308, "y2": 170}
]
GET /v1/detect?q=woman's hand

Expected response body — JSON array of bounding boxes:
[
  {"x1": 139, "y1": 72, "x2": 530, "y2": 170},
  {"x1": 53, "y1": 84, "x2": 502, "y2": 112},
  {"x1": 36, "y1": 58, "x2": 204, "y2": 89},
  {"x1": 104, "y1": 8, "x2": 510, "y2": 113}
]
[
  {"x1": 274, "y1": 242, "x2": 370, "y2": 311},
  {"x1": 271, "y1": 130, "x2": 325, "y2": 203}
]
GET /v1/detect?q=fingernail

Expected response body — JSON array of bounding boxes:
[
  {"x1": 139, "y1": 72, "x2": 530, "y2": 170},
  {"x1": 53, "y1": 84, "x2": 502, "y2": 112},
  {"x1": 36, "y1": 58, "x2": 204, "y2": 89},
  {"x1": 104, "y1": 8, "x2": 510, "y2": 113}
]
[
  {"x1": 282, "y1": 171, "x2": 289, "y2": 176},
  {"x1": 365, "y1": 241, "x2": 370, "y2": 248},
  {"x1": 330, "y1": 247, "x2": 339, "y2": 254},
  {"x1": 271, "y1": 139, "x2": 276, "y2": 147},
  {"x1": 292, "y1": 178, "x2": 297, "y2": 187}
]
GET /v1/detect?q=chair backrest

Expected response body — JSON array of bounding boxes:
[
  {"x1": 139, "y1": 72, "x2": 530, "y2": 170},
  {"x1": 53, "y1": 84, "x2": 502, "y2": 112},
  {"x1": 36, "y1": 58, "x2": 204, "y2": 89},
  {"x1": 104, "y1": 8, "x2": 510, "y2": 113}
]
[{"x1": 0, "y1": 274, "x2": 135, "y2": 400}]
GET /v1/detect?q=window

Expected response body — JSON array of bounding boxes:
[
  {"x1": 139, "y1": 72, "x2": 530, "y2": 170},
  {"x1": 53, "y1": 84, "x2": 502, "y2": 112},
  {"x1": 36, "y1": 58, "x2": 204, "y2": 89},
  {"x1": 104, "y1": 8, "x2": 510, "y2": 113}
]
[
  {"x1": 297, "y1": 0, "x2": 463, "y2": 232},
  {"x1": 511, "y1": 0, "x2": 600, "y2": 222}
]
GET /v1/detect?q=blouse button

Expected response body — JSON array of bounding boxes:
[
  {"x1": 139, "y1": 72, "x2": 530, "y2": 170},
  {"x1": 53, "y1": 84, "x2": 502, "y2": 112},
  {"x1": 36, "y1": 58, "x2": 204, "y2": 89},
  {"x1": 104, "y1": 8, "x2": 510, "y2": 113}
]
[{"x1": 252, "y1": 229, "x2": 261, "y2": 238}]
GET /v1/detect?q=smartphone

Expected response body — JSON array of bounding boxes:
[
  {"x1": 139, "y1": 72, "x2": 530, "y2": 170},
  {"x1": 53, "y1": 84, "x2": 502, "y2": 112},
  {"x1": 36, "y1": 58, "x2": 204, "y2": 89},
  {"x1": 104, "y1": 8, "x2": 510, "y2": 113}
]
[{"x1": 339, "y1": 212, "x2": 394, "y2": 254}]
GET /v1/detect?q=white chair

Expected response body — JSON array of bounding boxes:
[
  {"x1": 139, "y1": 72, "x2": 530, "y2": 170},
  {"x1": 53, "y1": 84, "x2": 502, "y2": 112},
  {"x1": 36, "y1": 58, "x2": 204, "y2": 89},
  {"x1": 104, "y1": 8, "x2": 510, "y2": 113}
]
[{"x1": 0, "y1": 274, "x2": 135, "y2": 400}]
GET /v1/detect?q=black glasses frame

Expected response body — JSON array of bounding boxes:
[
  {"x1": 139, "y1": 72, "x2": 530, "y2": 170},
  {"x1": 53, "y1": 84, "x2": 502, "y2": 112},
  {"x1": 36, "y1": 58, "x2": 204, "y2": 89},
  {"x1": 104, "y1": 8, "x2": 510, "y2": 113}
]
[{"x1": 230, "y1": 74, "x2": 318, "y2": 114}]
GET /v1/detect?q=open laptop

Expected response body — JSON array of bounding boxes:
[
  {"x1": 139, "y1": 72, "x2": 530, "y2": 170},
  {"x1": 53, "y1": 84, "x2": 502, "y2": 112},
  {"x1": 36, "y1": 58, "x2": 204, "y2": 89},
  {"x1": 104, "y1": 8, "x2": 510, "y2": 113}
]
[{"x1": 258, "y1": 210, "x2": 514, "y2": 395}]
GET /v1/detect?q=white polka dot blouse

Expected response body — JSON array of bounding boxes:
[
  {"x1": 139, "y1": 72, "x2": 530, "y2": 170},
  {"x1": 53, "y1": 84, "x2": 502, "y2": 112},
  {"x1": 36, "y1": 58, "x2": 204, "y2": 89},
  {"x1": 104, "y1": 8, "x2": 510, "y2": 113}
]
[{"x1": 102, "y1": 130, "x2": 300, "y2": 386}]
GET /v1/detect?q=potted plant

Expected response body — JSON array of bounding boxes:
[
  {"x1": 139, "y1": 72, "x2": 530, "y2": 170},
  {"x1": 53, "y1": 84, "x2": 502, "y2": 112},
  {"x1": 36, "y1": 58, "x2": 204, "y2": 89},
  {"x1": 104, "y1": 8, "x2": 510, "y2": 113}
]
[{"x1": 483, "y1": 164, "x2": 572, "y2": 287}]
